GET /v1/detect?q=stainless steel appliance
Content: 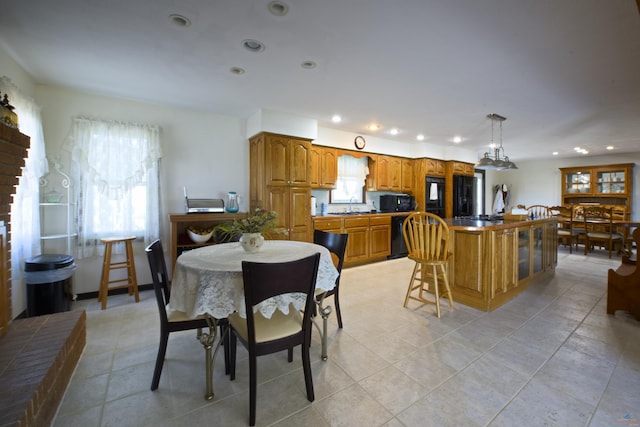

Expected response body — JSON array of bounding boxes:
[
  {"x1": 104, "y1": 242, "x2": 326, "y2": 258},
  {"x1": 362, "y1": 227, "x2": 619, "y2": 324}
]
[
  {"x1": 379, "y1": 194, "x2": 414, "y2": 213},
  {"x1": 184, "y1": 187, "x2": 225, "y2": 213},
  {"x1": 425, "y1": 176, "x2": 445, "y2": 217},
  {"x1": 453, "y1": 175, "x2": 476, "y2": 217}
]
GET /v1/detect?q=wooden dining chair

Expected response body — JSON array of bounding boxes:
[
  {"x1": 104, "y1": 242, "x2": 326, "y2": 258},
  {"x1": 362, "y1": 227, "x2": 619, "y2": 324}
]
[
  {"x1": 549, "y1": 205, "x2": 579, "y2": 253},
  {"x1": 582, "y1": 206, "x2": 623, "y2": 258},
  {"x1": 145, "y1": 239, "x2": 229, "y2": 391},
  {"x1": 228, "y1": 253, "x2": 320, "y2": 426},
  {"x1": 525, "y1": 204, "x2": 551, "y2": 218},
  {"x1": 402, "y1": 212, "x2": 453, "y2": 318}
]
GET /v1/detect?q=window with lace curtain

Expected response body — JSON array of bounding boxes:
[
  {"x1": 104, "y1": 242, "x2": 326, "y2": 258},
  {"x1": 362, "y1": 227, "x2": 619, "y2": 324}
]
[
  {"x1": 330, "y1": 154, "x2": 368, "y2": 203},
  {"x1": 64, "y1": 117, "x2": 162, "y2": 259}
]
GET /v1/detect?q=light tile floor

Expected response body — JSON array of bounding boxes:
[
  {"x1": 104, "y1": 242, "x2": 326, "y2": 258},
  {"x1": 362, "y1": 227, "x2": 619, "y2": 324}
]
[{"x1": 53, "y1": 247, "x2": 640, "y2": 427}]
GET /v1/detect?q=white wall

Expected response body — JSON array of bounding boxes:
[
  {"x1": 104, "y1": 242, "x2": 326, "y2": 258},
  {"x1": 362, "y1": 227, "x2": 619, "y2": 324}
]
[
  {"x1": 484, "y1": 154, "x2": 640, "y2": 219},
  {"x1": 33, "y1": 85, "x2": 249, "y2": 295}
]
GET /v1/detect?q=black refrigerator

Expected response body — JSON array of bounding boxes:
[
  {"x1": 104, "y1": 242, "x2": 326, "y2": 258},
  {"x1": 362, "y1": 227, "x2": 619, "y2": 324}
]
[
  {"x1": 425, "y1": 176, "x2": 445, "y2": 217},
  {"x1": 453, "y1": 175, "x2": 476, "y2": 217}
]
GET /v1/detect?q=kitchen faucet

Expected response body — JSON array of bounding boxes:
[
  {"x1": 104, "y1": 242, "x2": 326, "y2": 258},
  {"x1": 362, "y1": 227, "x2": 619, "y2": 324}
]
[{"x1": 348, "y1": 197, "x2": 357, "y2": 213}]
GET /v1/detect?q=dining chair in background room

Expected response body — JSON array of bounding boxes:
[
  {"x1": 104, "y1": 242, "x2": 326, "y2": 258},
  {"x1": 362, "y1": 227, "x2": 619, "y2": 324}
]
[
  {"x1": 402, "y1": 212, "x2": 453, "y2": 318},
  {"x1": 145, "y1": 239, "x2": 229, "y2": 391},
  {"x1": 525, "y1": 204, "x2": 551, "y2": 218},
  {"x1": 550, "y1": 205, "x2": 579, "y2": 253},
  {"x1": 228, "y1": 253, "x2": 320, "y2": 426},
  {"x1": 312, "y1": 230, "x2": 348, "y2": 327},
  {"x1": 582, "y1": 206, "x2": 623, "y2": 258}
]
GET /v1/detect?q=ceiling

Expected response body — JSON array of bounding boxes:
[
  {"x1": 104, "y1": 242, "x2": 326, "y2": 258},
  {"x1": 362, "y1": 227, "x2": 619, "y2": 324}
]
[{"x1": 1, "y1": 0, "x2": 640, "y2": 162}]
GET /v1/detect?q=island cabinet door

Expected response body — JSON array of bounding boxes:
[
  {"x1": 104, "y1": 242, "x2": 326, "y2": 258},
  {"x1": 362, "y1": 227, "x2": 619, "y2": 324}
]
[
  {"x1": 491, "y1": 229, "x2": 518, "y2": 296},
  {"x1": 449, "y1": 230, "x2": 485, "y2": 301}
]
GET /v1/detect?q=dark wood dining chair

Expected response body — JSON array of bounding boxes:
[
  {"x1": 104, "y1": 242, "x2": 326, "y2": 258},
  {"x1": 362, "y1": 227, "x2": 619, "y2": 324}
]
[
  {"x1": 312, "y1": 230, "x2": 348, "y2": 328},
  {"x1": 228, "y1": 253, "x2": 320, "y2": 426},
  {"x1": 145, "y1": 239, "x2": 229, "y2": 391},
  {"x1": 583, "y1": 206, "x2": 623, "y2": 258}
]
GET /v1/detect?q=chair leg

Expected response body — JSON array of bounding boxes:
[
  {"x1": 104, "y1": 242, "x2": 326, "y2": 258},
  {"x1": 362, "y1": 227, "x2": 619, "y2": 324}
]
[
  {"x1": 249, "y1": 352, "x2": 257, "y2": 426},
  {"x1": 151, "y1": 331, "x2": 169, "y2": 390},
  {"x1": 302, "y1": 341, "x2": 315, "y2": 403},
  {"x1": 440, "y1": 264, "x2": 454, "y2": 309},
  {"x1": 432, "y1": 265, "x2": 441, "y2": 318},
  {"x1": 334, "y1": 292, "x2": 343, "y2": 328},
  {"x1": 403, "y1": 263, "x2": 420, "y2": 307},
  {"x1": 229, "y1": 331, "x2": 237, "y2": 381},
  {"x1": 219, "y1": 322, "x2": 230, "y2": 375}
]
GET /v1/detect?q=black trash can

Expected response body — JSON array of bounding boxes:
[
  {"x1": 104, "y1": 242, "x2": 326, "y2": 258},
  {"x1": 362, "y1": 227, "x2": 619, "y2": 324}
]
[{"x1": 25, "y1": 254, "x2": 76, "y2": 317}]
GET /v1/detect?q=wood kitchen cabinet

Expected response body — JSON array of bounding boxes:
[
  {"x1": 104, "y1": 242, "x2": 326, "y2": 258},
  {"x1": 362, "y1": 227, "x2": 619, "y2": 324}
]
[
  {"x1": 401, "y1": 158, "x2": 414, "y2": 193},
  {"x1": 369, "y1": 215, "x2": 391, "y2": 259},
  {"x1": 309, "y1": 145, "x2": 338, "y2": 189},
  {"x1": 249, "y1": 132, "x2": 313, "y2": 242},
  {"x1": 424, "y1": 158, "x2": 445, "y2": 177},
  {"x1": 491, "y1": 228, "x2": 517, "y2": 296},
  {"x1": 343, "y1": 217, "x2": 370, "y2": 264},
  {"x1": 560, "y1": 164, "x2": 634, "y2": 218},
  {"x1": 313, "y1": 214, "x2": 391, "y2": 266},
  {"x1": 376, "y1": 155, "x2": 402, "y2": 191}
]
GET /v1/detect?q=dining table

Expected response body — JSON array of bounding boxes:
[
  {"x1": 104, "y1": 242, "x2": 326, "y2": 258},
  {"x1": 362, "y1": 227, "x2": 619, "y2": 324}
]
[{"x1": 168, "y1": 239, "x2": 339, "y2": 400}]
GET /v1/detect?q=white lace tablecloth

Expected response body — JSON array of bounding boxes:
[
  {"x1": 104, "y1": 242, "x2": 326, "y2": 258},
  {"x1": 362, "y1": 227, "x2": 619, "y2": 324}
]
[{"x1": 168, "y1": 240, "x2": 339, "y2": 319}]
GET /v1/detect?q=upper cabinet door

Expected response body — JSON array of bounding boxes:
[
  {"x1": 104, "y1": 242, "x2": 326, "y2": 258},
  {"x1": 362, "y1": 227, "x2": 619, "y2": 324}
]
[
  {"x1": 265, "y1": 135, "x2": 311, "y2": 186},
  {"x1": 265, "y1": 136, "x2": 290, "y2": 186},
  {"x1": 288, "y1": 139, "x2": 311, "y2": 186}
]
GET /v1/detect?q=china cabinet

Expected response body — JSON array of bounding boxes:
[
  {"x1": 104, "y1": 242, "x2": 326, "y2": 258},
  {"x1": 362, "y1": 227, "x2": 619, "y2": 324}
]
[{"x1": 560, "y1": 164, "x2": 633, "y2": 218}]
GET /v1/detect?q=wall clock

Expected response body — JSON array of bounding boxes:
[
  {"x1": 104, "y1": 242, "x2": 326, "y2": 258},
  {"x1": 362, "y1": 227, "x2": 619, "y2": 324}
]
[{"x1": 354, "y1": 135, "x2": 366, "y2": 150}]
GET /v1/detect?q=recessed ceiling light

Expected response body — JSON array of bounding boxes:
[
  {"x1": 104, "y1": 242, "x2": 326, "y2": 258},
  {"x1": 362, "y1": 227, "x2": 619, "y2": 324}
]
[
  {"x1": 368, "y1": 123, "x2": 380, "y2": 131},
  {"x1": 169, "y1": 14, "x2": 191, "y2": 27},
  {"x1": 390, "y1": 128, "x2": 399, "y2": 135},
  {"x1": 452, "y1": 136, "x2": 462, "y2": 144},
  {"x1": 242, "y1": 39, "x2": 265, "y2": 52},
  {"x1": 268, "y1": 1, "x2": 289, "y2": 16},
  {"x1": 301, "y1": 61, "x2": 316, "y2": 69},
  {"x1": 606, "y1": 145, "x2": 614, "y2": 150},
  {"x1": 552, "y1": 151, "x2": 559, "y2": 156},
  {"x1": 416, "y1": 134, "x2": 425, "y2": 141},
  {"x1": 331, "y1": 115, "x2": 342, "y2": 123},
  {"x1": 230, "y1": 67, "x2": 245, "y2": 75}
]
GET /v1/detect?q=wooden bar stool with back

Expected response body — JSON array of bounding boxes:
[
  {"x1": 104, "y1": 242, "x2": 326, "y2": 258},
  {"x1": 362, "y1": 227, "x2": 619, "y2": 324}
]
[{"x1": 99, "y1": 236, "x2": 140, "y2": 309}]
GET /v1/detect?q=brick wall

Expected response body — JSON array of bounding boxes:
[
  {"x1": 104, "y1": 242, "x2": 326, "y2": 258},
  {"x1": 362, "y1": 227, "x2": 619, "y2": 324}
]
[{"x1": 0, "y1": 123, "x2": 30, "y2": 333}]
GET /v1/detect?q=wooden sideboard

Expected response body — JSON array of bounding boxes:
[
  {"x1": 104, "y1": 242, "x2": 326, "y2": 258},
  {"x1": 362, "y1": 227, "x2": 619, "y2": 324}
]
[{"x1": 168, "y1": 212, "x2": 247, "y2": 271}]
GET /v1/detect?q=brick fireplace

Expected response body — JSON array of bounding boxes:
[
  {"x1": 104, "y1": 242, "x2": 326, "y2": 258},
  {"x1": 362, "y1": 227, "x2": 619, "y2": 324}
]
[{"x1": 0, "y1": 123, "x2": 86, "y2": 426}]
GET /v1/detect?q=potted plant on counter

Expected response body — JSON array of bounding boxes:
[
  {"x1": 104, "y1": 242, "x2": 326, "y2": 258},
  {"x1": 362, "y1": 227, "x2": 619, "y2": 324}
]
[{"x1": 215, "y1": 208, "x2": 278, "y2": 253}]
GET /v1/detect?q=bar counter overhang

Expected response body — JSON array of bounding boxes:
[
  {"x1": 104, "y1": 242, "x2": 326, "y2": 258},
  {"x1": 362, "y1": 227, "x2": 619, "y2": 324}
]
[{"x1": 444, "y1": 216, "x2": 558, "y2": 311}]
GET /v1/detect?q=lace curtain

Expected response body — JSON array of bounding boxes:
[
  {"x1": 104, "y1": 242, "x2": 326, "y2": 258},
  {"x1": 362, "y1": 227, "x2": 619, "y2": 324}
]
[
  {"x1": 1, "y1": 76, "x2": 49, "y2": 301},
  {"x1": 64, "y1": 117, "x2": 162, "y2": 258}
]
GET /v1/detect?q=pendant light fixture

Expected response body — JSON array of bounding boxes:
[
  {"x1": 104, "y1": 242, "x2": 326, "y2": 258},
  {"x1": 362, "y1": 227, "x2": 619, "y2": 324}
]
[{"x1": 476, "y1": 113, "x2": 518, "y2": 170}]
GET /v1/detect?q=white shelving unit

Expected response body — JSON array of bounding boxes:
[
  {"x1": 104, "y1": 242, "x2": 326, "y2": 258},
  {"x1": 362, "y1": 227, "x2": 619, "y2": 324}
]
[{"x1": 39, "y1": 158, "x2": 76, "y2": 255}]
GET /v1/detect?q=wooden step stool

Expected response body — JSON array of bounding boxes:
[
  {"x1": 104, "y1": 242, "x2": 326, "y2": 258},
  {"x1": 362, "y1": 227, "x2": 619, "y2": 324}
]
[{"x1": 99, "y1": 236, "x2": 139, "y2": 310}]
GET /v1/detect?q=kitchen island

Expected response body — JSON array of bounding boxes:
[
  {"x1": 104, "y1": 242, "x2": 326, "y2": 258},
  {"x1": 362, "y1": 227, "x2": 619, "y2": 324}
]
[{"x1": 445, "y1": 216, "x2": 557, "y2": 311}]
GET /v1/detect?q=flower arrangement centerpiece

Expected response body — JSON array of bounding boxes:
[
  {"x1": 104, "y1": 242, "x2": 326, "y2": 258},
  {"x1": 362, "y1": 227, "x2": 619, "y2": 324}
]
[{"x1": 215, "y1": 208, "x2": 278, "y2": 252}]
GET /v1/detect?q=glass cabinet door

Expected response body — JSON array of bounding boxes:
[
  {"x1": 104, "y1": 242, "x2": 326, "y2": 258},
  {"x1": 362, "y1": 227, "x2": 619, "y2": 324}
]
[
  {"x1": 596, "y1": 169, "x2": 625, "y2": 194},
  {"x1": 564, "y1": 171, "x2": 590, "y2": 194}
]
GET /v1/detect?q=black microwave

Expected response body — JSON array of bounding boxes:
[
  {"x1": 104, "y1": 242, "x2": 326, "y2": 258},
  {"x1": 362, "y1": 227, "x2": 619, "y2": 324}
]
[{"x1": 379, "y1": 194, "x2": 415, "y2": 213}]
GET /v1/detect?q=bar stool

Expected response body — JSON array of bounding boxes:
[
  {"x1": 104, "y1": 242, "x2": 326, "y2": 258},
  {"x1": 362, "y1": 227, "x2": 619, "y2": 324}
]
[{"x1": 99, "y1": 236, "x2": 139, "y2": 310}]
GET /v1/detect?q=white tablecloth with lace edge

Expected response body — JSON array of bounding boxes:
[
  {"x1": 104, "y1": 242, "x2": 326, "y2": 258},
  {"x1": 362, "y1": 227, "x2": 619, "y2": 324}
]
[{"x1": 168, "y1": 240, "x2": 339, "y2": 320}]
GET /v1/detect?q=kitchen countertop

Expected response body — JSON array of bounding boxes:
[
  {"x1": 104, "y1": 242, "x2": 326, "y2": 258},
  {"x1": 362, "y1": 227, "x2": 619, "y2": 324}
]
[{"x1": 313, "y1": 211, "x2": 414, "y2": 218}]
